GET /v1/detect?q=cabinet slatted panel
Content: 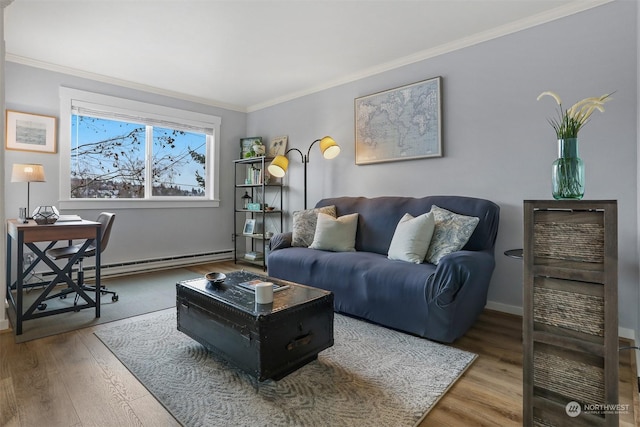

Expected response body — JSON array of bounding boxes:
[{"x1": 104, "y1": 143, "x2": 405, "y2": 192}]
[{"x1": 524, "y1": 200, "x2": 618, "y2": 427}]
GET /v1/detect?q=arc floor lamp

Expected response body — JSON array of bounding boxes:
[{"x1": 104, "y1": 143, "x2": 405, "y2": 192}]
[{"x1": 267, "y1": 136, "x2": 340, "y2": 209}]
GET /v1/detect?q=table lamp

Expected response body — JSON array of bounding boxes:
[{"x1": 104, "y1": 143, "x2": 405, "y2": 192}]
[{"x1": 11, "y1": 163, "x2": 46, "y2": 220}]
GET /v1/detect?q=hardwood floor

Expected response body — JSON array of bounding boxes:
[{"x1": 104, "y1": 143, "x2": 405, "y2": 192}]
[{"x1": 1, "y1": 261, "x2": 638, "y2": 426}]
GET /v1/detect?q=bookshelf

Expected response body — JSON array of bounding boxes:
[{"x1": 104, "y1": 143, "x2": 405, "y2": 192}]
[{"x1": 233, "y1": 156, "x2": 283, "y2": 270}]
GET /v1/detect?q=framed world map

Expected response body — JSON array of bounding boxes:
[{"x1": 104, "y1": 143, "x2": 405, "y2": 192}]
[{"x1": 355, "y1": 76, "x2": 442, "y2": 165}]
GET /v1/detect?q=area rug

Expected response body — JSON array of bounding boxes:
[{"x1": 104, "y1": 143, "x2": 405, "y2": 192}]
[
  {"x1": 96, "y1": 309, "x2": 476, "y2": 426},
  {"x1": 13, "y1": 268, "x2": 201, "y2": 343}
]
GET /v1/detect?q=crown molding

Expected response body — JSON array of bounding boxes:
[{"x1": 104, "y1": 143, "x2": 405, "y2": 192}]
[
  {"x1": 247, "y1": 0, "x2": 614, "y2": 112},
  {"x1": 5, "y1": 53, "x2": 248, "y2": 113},
  {"x1": 1, "y1": 0, "x2": 14, "y2": 9}
]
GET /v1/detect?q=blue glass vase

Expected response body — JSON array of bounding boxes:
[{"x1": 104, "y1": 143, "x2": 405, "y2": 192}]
[{"x1": 552, "y1": 138, "x2": 584, "y2": 200}]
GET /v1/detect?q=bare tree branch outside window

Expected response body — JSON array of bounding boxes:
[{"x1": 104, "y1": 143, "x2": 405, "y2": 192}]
[{"x1": 71, "y1": 116, "x2": 207, "y2": 198}]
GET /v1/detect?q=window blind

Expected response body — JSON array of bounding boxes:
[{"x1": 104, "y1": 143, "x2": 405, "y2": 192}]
[{"x1": 71, "y1": 102, "x2": 214, "y2": 135}]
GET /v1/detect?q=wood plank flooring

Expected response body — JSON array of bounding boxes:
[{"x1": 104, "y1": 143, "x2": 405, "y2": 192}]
[{"x1": 1, "y1": 261, "x2": 638, "y2": 426}]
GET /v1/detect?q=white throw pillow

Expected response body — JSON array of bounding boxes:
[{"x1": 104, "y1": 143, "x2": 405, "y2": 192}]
[
  {"x1": 309, "y1": 212, "x2": 359, "y2": 252},
  {"x1": 291, "y1": 205, "x2": 336, "y2": 247},
  {"x1": 387, "y1": 212, "x2": 435, "y2": 264},
  {"x1": 425, "y1": 205, "x2": 479, "y2": 265}
]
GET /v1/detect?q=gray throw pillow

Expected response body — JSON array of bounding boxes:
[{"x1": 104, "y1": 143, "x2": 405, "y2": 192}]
[
  {"x1": 425, "y1": 205, "x2": 479, "y2": 265},
  {"x1": 292, "y1": 205, "x2": 337, "y2": 247}
]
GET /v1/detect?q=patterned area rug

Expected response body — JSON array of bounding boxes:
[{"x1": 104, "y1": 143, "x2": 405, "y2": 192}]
[{"x1": 96, "y1": 309, "x2": 476, "y2": 427}]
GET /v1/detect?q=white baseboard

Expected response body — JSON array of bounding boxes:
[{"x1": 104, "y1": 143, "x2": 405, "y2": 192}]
[
  {"x1": 31, "y1": 250, "x2": 234, "y2": 281},
  {"x1": 1, "y1": 300, "x2": 8, "y2": 331},
  {"x1": 485, "y1": 300, "x2": 522, "y2": 316},
  {"x1": 86, "y1": 250, "x2": 233, "y2": 279}
]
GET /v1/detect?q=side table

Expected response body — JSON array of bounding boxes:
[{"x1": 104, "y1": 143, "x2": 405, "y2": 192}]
[{"x1": 504, "y1": 248, "x2": 523, "y2": 259}]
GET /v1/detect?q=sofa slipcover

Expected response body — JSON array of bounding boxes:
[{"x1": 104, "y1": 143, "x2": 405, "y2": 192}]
[{"x1": 268, "y1": 195, "x2": 500, "y2": 343}]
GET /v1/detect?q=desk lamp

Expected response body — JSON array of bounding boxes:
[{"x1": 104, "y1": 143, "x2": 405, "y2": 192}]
[
  {"x1": 11, "y1": 163, "x2": 46, "y2": 220},
  {"x1": 267, "y1": 136, "x2": 340, "y2": 209}
]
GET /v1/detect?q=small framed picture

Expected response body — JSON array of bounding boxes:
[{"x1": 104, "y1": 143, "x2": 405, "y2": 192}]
[
  {"x1": 240, "y1": 137, "x2": 262, "y2": 159},
  {"x1": 268, "y1": 135, "x2": 288, "y2": 157},
  {"x1": 5, "y1": 110, "x2": 57, "y2": 153},
  {"x1": 242, "y1": 219, "x2": 256, "y2": 235}
]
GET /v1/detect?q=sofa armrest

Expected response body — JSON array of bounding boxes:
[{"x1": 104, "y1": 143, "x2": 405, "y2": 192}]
[
  {"x1": 269, "y1": 232, "x2": 293, "y2": 251},
  {"x1": 426, "y1": 250, "x2": 495, "y2": 306}
]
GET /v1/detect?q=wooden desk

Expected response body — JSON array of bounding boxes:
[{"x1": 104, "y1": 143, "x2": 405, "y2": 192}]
[{"x1": 5, "y1": 219, "x2": 102, "y2": 335}]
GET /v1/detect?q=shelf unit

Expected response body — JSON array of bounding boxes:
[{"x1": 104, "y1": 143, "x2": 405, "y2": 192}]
[
  {"x1": 233, "y1": 156, "x2": 283, "y2": 270},
  {"x1": 523, "y1": 200, "x2": 618, "y2": 426}
]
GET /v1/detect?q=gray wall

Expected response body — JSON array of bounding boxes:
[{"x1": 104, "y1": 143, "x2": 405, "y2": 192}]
[
  {"x1": 247, "y1": 1, "x2": 639, "y2": 333},
  {"x1": 2, "y1": 1, "x2": 638, "y2": 339},
  {"x1": 4, "y1": 64, "x2": 247, "y2": 266}
]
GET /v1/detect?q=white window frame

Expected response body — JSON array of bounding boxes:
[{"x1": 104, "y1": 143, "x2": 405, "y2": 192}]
[{"x1": 59, "y1": 87, "x2": 221, "y2": 209}]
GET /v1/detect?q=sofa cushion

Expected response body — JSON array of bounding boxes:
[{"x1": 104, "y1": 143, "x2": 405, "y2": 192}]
[
  {"x1": 309, "y1": 212, "x2": 359, "y2": 252},
  {"x1": 387, "y1": 212, "x2": 435, "y2": 264},
  {"x1": 292, "y1": 205, "x2": 336, "y2": 247},
  {"x1": 425, "y1": 205, "x2": 479, "y2": 264}
]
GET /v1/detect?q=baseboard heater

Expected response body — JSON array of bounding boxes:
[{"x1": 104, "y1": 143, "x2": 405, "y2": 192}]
[{"x1": 36, "y1": 250, "x2": 234, "y2": 280}]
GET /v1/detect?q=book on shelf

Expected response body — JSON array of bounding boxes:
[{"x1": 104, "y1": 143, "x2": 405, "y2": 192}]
[
  {"x1": 244, "y1": 251, "x2": 264, "y2": 261},
  {"x1": 237, "y1": 279, "x2": 289, "y2": 292},
  {"x1": 245, "y1": 165, "x2": 271, "y2": 185}
]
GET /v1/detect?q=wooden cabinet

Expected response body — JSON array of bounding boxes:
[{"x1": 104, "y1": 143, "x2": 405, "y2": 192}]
[
  {"x1": 233, "y1": 156, "x2": 283, "y2": 270},
  {"x1": 523, "y1": 200, "x2": 618, "y2": 426}
]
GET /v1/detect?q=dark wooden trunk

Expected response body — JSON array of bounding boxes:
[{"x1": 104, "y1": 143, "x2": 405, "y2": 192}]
[{"x1": 176, "y1": 271, "x2": 334, "y2": 381}]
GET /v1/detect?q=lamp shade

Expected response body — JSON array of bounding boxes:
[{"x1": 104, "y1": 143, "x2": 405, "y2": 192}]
[
  {"x1": 11, "y1": 163, "x2": 46, "y2": 183},
  {"x1": 319, "y1": 136, "x2": 340, "y2": 159},
  {"x1": 268, "y1": 155, "x2": 289, "y2": 177}
]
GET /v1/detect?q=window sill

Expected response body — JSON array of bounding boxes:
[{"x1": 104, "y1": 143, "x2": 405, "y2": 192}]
[{"x1": 58, "y1": 199, "x2": 221, "y2": 210}]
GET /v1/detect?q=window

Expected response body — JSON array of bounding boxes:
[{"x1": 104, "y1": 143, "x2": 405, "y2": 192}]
[{"x1": 59, "y1": 88, "x2": 221, "y2": 209}]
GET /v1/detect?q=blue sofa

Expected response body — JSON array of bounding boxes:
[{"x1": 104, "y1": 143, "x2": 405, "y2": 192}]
[{"x1": 268, "y1": 195, "x2": 500, "y2": 343}]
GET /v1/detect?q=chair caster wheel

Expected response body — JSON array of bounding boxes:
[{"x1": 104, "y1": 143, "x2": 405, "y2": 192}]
[
  {"x1": 60, "y1": 294, "x2": 67, "y2": 299},
  {"x1": 112, "y1": 294, "x2": 119, "y2": 302},
  {"x1": 37, "y1": 303, "x2": 47, "y2": 311}
]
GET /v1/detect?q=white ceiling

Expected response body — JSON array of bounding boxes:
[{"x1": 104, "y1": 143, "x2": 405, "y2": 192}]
[{"x1": 4, "y1": 1, "x2": 610, "y2": 112}]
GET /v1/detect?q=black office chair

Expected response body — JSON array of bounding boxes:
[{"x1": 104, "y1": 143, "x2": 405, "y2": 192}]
[{"x1": 40, "y1": 212, "x2": 118, "y2": 309}]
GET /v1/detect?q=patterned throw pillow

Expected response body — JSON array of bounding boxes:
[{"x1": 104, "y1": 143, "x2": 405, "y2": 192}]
[
  {"x1": 425, "y1": 205, "x2": 479, "y2": 265},
  {"x1": 292, "y1": 205, "x2": 337, "y2": 247}
]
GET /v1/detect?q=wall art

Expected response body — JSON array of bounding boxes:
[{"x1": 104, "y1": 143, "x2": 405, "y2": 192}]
[
  {"x1": 6, "y1": 110, "x2": 57, "y2": 153},
  {"x1": 355, "y1": 76, "x2": 442, "y2": 164}
]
